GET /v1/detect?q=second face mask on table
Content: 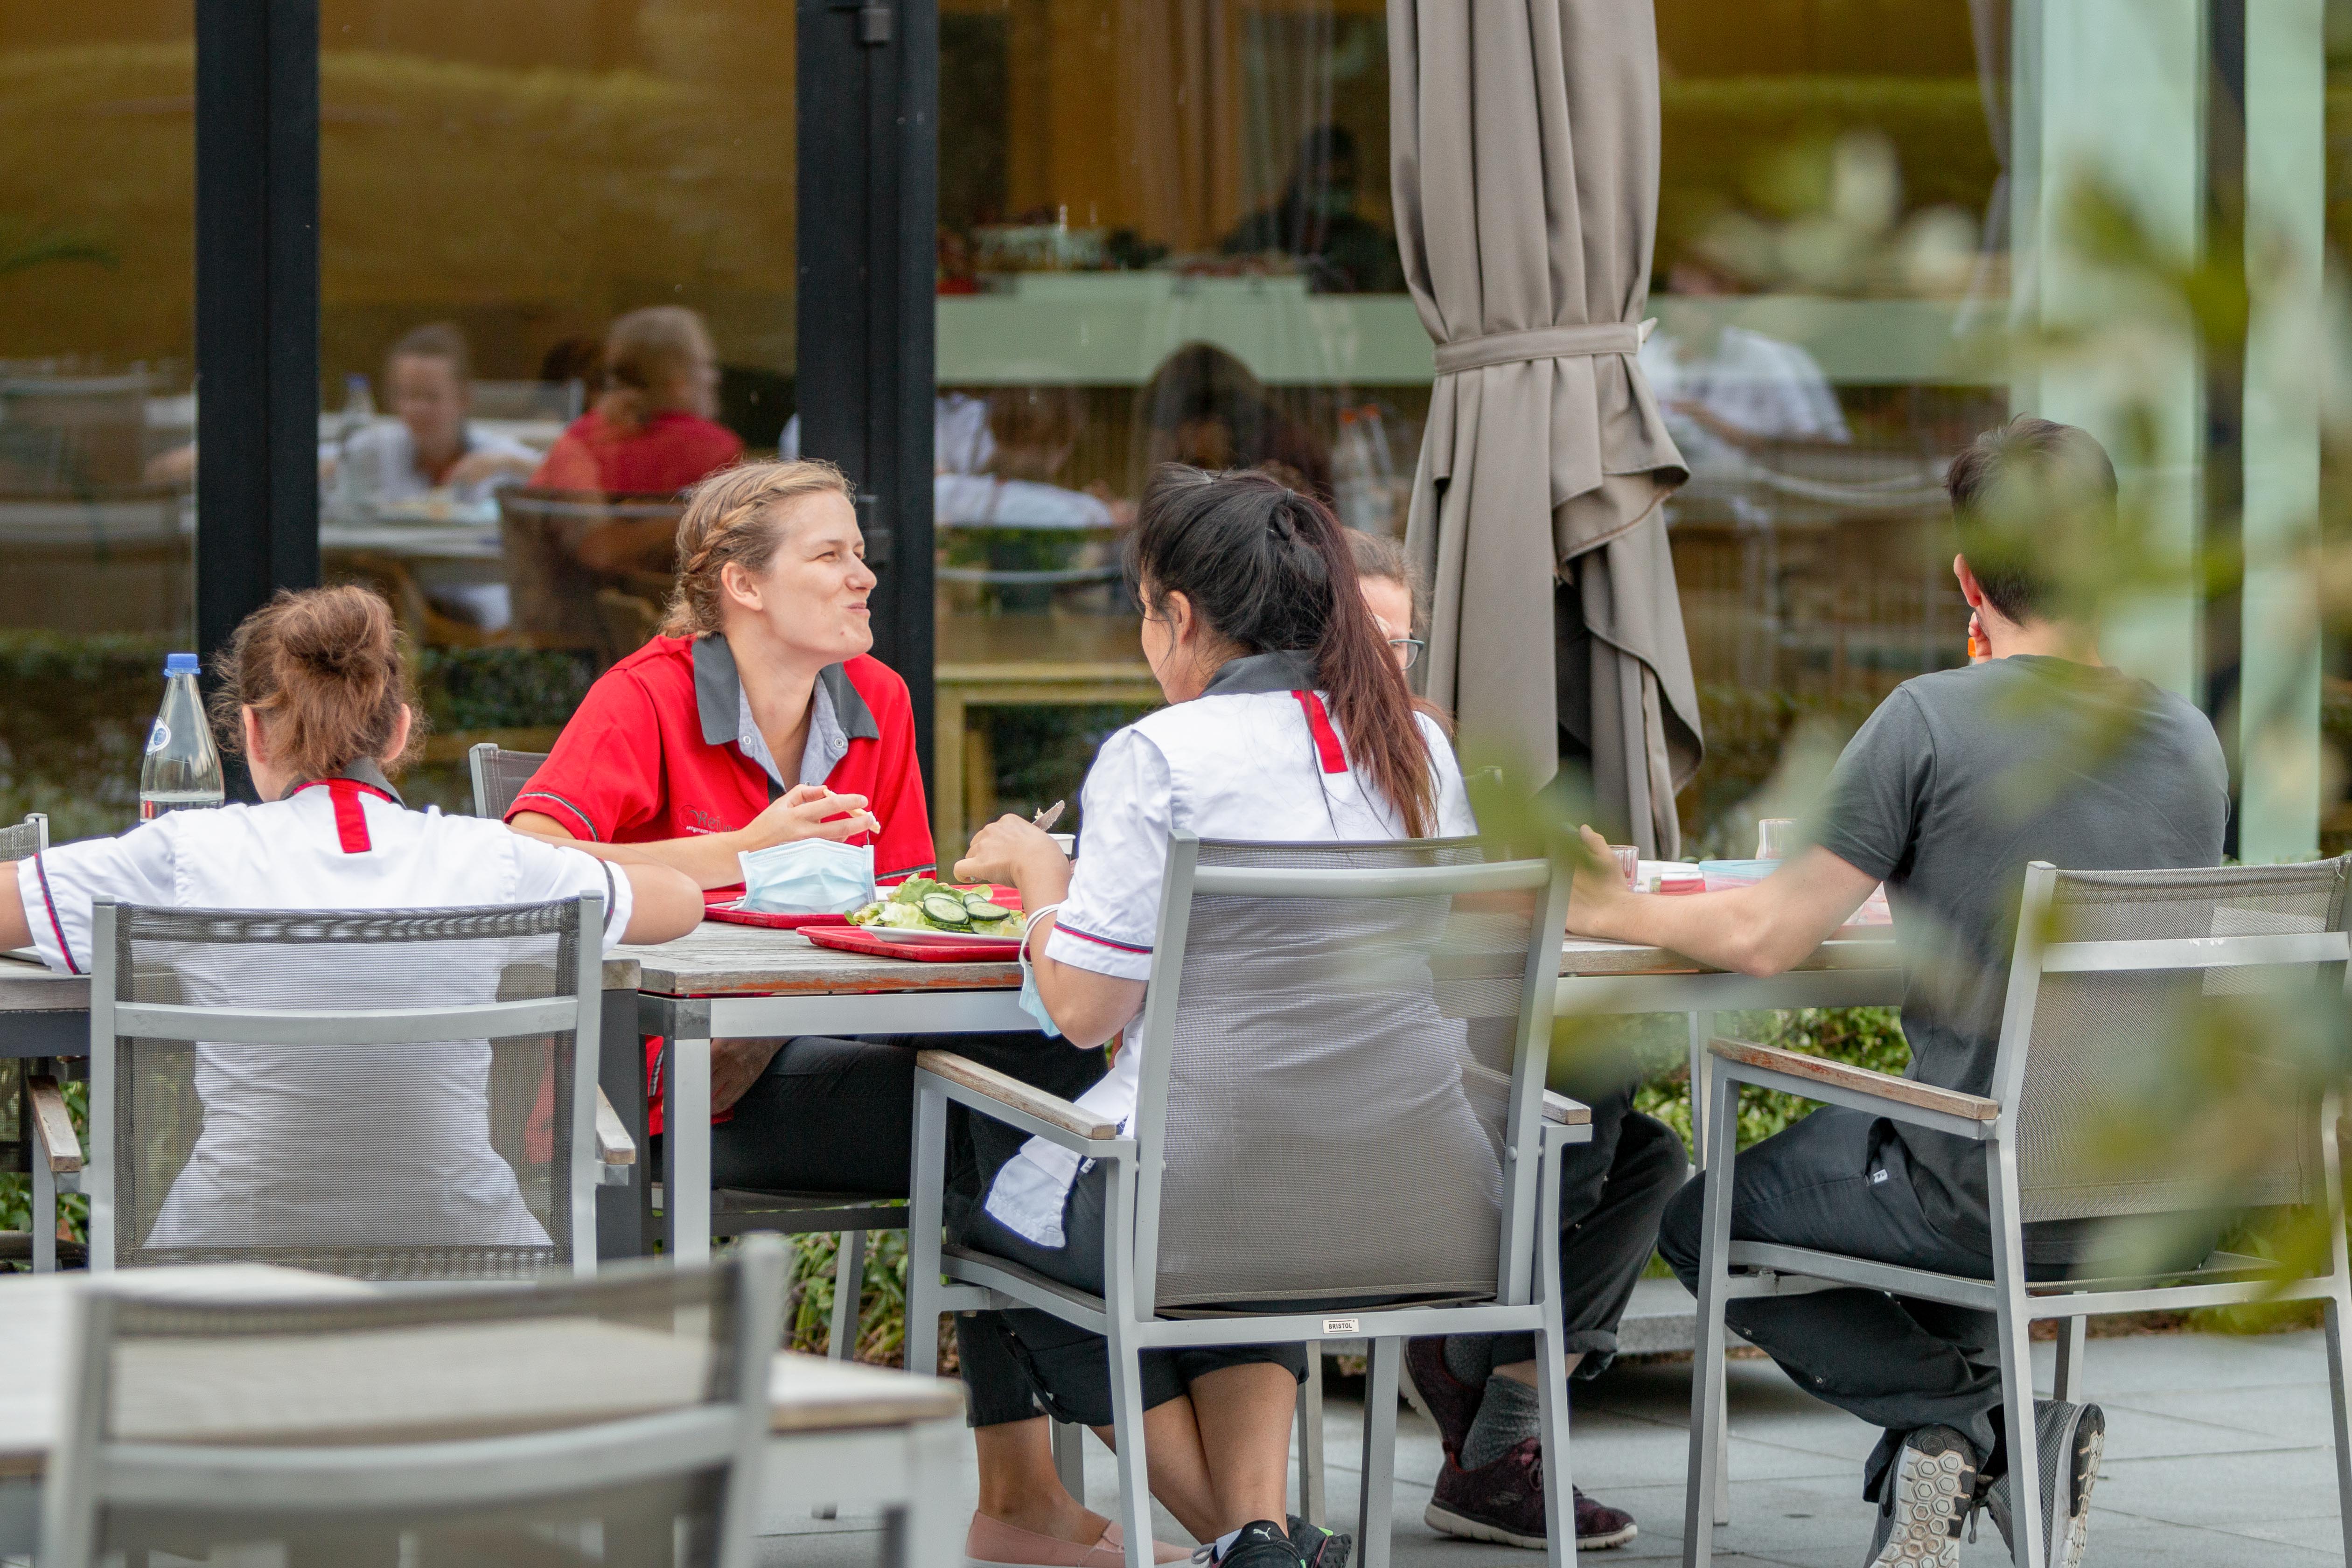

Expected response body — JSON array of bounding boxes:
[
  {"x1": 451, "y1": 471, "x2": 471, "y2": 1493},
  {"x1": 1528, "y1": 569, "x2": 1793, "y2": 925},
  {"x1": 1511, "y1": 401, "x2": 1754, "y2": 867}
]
[{"x1": 738, "y1": 838, "x2": 876, "y2": 915}]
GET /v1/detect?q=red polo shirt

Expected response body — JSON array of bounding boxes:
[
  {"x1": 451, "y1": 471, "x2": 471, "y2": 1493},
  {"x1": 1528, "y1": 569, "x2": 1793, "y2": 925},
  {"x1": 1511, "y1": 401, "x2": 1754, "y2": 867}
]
[{"x1": 509, "y1": 633, "x2": 935, "y2": 1133}]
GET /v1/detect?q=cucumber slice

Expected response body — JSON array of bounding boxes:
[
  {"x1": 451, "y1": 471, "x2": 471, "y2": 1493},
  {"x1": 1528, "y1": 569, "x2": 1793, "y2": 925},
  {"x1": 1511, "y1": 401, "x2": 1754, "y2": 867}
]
[
  {"x1": 963, "y1": 900, "x2": 1012, "y2": 921},
  {"x1": 921, "y1": 893, "x2": 974, "y2": 927}
]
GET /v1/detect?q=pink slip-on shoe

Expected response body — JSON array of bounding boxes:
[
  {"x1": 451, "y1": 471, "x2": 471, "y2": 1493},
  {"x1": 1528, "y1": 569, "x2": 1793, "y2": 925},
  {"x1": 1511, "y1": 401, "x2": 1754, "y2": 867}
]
[{"x1": 965, "y1": 1513, "x2": 1192, "y2": 1568}]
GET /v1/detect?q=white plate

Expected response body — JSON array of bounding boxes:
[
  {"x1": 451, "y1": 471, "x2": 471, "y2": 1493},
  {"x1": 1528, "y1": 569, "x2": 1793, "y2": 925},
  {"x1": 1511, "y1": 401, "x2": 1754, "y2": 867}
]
[{"x1": 839, "y1": 925, "x2": 1025, "y2": 945}]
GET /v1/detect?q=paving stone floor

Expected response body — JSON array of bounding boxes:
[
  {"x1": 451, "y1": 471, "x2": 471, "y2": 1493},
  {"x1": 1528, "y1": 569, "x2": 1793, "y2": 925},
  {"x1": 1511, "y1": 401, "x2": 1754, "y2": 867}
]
[{"x1": 757, "y1": 1328, "x2": 2350, "y2": 1568}]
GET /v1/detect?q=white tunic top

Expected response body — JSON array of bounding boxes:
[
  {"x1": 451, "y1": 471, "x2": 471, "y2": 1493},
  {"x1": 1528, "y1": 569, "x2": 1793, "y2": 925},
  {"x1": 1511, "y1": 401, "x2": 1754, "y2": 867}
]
[
  {"x1": 984, "y1": 657, "x2": 1476, "y2": 1246},
  {"x1": 18, "y1": 781, "x2": 632, "y2": 1254}
]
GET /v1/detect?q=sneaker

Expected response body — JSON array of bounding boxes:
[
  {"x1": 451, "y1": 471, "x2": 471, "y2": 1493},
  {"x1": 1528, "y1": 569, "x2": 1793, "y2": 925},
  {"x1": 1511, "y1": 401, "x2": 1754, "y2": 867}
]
[
  {"x1": 1402, "y1": 1337, "x2": 1482, "y2": 1458},
  {"x1": 1424, "y1": 1437, "x2": 1638, "y2": 1551},
  {"x1": 1985, "y1": 1401, "x2": 2105, "y2": 1568},
  {"x1": 1207, "y1": 1521, "x2": 1303, "y2": 1568},
  {"x1": 1284, "y1": 1516, "x2": 1352, "y2": 1568},
  {"x1": 1863, "y1": 1426, "x2": 1978, "y2": 1568}
]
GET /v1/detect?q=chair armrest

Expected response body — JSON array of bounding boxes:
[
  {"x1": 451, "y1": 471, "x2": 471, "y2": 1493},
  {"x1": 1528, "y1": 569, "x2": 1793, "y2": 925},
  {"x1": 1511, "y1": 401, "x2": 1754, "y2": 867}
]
[
  {"x1": 1541, "y1": 1090, "x2": 1590, "y2": 1126},
  {"x1": 594, "y1": 1087, "x2": 636, "y2": 1166},
  {"x1": 1708, "y1": 1038, "x2": 1999, "y2": 1124},
  {"x1": 28, "y1": 1074, "x2": 81, "y2": 1173},
  {"x1": 916, "y1": 1050, "x2": 1120, "y2": 1140}
]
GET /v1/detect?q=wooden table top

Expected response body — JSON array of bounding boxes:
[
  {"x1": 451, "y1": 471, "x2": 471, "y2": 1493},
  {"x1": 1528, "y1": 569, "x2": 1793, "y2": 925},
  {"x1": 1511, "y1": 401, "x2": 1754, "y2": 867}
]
[
  {"x1": 0, "y1": 922, "x2": 1904, "y2": 1012},
  {"x1": 610, "y1": 920, "x2": 1903, "y2": 997},
  {"x1": 0, "y1": 1265, "x2": 962, "y2": 1476}
]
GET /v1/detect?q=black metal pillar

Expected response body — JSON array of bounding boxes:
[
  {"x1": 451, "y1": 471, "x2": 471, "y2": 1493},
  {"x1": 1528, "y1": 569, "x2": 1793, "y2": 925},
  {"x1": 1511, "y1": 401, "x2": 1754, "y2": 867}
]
[
  {"x1": 195, "y1": 0, "x2": 320, "y2": 663},
  {"x1": 797, "y1": 0, "x2": 939, "y2": 790}
]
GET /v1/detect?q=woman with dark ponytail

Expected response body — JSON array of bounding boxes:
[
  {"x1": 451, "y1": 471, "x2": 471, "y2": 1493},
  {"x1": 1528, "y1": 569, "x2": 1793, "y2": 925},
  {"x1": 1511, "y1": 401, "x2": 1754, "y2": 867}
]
[{"x1": 946, "y1": 467, "x2": 1476, "y2": 1568}]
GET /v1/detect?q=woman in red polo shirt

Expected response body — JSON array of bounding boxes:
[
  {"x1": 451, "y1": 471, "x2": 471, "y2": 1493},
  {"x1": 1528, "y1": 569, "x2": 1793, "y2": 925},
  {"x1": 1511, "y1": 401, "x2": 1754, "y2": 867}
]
[
  {"x1": 530, "y1": 305, "x2": 744, "y2": 496},
  {"x1": 507, "y1": 458, "x2": 942, "y2": 1175}
]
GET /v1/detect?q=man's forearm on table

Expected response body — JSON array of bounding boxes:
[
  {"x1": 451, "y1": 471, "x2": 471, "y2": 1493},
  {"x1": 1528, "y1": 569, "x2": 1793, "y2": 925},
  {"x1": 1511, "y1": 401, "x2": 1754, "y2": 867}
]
[{"x1": 1590, "y1": 885, "x2": 1786, "y2": 977}]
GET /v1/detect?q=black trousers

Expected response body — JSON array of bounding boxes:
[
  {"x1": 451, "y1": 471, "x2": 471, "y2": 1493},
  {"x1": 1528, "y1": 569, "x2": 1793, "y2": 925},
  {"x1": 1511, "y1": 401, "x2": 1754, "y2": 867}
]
[
  {"x1": 692, "y1": 1030, "x2": 1105, "y2": 1428},
  {"x1": 1655, "y1": 1106, "x2": 2220, "y2": 1497},
  {"x1": 1473, "y1": 1088, "x2": 1688, "y2": 1375},
  {"x1": 953, "y1": 1162, "x2": 1310, "y2": 1429}
]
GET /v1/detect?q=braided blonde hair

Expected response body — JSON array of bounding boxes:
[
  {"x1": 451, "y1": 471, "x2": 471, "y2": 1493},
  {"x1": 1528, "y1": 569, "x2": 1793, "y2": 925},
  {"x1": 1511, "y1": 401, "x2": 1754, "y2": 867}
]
[{"x1": 662, "y1": 459, "x2": 858, "y2": 638}]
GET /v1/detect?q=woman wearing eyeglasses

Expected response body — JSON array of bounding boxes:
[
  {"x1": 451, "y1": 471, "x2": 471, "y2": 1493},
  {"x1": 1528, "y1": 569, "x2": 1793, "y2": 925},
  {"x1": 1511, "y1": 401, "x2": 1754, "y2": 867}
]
[{"x1": 1348, "y1": 530, "x2": 1426, "y2": 673}]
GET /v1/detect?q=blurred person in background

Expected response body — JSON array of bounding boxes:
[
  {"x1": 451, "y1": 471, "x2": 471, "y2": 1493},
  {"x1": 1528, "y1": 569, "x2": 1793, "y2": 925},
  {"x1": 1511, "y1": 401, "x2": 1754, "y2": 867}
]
[
  {"x1": 937, "y1": 386, "x2": 1124, "y2": 530},
  {"x1": 1221, "y1": 124, "x2": 1406, "y2": 295},
  {"x1": 325, "y1": 323, "x2": 538, "y2": 509},
  {"x1": 1577, "y1": 418, "x2": 2228, "y2": 1568},
  {"x1": 532, "y1": 305, "x2": 742, "y2": 495},
  {"x1": 1136, "y1": 344, "x2": 1330, "y2": 498},
  {"x1": 1349, "y1": 529, "x2": 1425, "y2": 673}
]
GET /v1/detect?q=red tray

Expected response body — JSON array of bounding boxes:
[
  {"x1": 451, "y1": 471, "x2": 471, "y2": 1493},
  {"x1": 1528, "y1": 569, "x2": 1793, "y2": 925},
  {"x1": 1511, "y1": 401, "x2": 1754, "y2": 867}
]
[
  {"x1": 702, "y1": 901, "x2": 854, "y2": 931},
  {"x1": 803, "y1": 925, "x2": 1023, "y2": 962}
]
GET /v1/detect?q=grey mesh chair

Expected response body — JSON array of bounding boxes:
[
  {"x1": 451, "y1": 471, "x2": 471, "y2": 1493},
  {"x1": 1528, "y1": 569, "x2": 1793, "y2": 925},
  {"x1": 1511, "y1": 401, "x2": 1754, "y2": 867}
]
[
  {"x1": 32, "y1": 894, "x2": 634, "y2": 1279},
  {"x1": 39, "y1": 1235, "x2": 789, "y2": 1568},
  {"x1": 1684, "y1": 859, "x2": 2352, "y2": 1568},
  {"x1": 907, "y1": 834, "x2": 1591, "y2": 1568},
  {"x1": 469, "y1": 740, "x2": 549, "y2": 822},
  {"x1": 0, "y1": 809, "x2": 47, "y2": 860},
  {"x1": 476, "y1": 740, "x2": 902, "y2": 1368}
]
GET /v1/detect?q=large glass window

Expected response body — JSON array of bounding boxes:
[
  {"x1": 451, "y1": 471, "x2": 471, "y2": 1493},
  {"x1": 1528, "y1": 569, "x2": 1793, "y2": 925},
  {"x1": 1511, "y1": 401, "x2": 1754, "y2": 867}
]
[
  {"x1": 1650, "y1": 0, "x2": 2004, "y2": 852},
  {"x1": 0, "y1": 6, "x2": 195, "y2": 840},
  {"x1": 932, "y1": 0, "x2": 1417, "y2": 848},
  {"x1": 318, "y1": 0, "x2": 796, "y2": 809}
]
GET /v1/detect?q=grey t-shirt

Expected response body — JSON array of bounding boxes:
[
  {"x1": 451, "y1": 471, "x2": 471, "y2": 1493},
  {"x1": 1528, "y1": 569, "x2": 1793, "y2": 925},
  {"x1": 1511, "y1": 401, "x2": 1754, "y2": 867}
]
[{"x1": 1810, "y1": 655, "x2": 2228, "y2": 1245}]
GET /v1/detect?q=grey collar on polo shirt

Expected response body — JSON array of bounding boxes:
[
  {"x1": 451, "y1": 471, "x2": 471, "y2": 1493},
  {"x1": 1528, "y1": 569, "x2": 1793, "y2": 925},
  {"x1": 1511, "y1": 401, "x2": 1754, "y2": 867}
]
[{"x1": 691, "y1": 634, "x2": 879, "y2": 796}]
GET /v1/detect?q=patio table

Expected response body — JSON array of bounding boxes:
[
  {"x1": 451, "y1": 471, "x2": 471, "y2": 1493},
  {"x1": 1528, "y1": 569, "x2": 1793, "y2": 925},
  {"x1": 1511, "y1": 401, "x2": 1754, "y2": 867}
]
[
  {"x1": 0, "y1": 1263, "x2": 964, "y2": 1563},
  {"x1": 609, "y1": 923, "x2": 1905, "y2": 1262}
]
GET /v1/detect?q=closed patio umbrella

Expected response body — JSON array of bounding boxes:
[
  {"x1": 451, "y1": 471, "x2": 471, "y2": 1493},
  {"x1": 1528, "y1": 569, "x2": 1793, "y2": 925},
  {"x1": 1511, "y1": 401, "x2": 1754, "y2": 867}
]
[{"x1": 1391, "y1": 0, "x2": 1702, "y2": 856}]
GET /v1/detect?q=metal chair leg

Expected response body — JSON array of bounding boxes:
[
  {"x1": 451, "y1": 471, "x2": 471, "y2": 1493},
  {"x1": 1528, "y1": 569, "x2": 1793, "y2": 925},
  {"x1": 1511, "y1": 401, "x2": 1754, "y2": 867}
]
[
  {"x1": 1682, "y1": 1069, "x2": 1738, "y2": 1568},
  {"x1": 32, "y1": 1144, "x2": 56, "y2": 1274},
  {"x1": 1296, "y1": 1343, "x2": 1326, "y2": 1528},
  {"x1": 2324, "y1": 1284, "x2": 2352, "y2": 1568},
  {"x1": 1534, "y1": 1315, "x2": 1579, "y2": 1568},
  {"x1": 905, "y1": 1085, "x2": 949, "y2": 1379},
  {"x1": 1356, "y1": 1338, "x2": 1400, "y2": 1568},
  {"x1": 829, "y1": 1229, "x2": 867, "y2": 1360},
  {"x1": 1053, "y1": 1420, "x2": 1087, "y2": 1503},
  {"x1": 2051, "y1": 1314, "x2": 2087, "y2": 1404},
  {"x1": 1989, "y1": 1142, "x2": 2047, "y2": 1568}
]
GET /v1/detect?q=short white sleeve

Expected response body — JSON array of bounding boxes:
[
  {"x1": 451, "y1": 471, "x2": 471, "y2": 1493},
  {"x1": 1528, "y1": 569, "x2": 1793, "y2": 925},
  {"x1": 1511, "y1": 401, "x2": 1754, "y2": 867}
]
[
  {"x1": 1044, "y1": 726, "x2": 1173, "y2": 982},
  {"x1": 505, "y1": 834, "x2": 635, "y2": 954},
  {"x1": 17, "y1": 823, "x2": 179, "y2": 976}
]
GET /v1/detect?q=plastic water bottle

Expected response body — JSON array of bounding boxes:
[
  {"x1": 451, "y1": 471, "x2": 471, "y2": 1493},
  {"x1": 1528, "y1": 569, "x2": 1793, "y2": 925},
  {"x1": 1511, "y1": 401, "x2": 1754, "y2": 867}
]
[{"x1": 139, "y1": 654, "x2": 223, "y2": 820}]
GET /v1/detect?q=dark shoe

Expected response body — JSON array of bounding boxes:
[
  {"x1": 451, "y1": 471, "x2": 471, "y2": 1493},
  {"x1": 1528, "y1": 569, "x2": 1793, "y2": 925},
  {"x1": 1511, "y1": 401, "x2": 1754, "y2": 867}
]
[
  {"x1": 1401, "y1": 1337, "x2": 1482, "y2": 1458},
  {"x1": 1863, "y1": 1426, "x2": 1978, "y2": 1568},
  {"x1": 1986, "y1": 1401, "x2": 2104, "y2": 1568},
  {"x1": 1284, "y1": 1517, "x2": 1351, "y2": 1568},
  {"x1": 1206, "y1": 1521, "x2": 1301, "y2": 1568},
  {"x1": 1424, "y1": 1438, "x2": 1638, "y2": 1551}
]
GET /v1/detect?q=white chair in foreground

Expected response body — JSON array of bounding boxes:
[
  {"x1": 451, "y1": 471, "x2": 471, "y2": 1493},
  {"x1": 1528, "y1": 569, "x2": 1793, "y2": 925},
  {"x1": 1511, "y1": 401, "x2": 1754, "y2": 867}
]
[
  {"x1": 1684, "y1": 858, "x2": 2352, "y2": 1568},
  {"x1": 33, "y1": 893, "x2": 633, "y2": 1278},
  {"x1": 39, "y1": 1235, "x2": 789, "y2": 1568},
  {"x1": 909, "y1": 833, "x2": 1591, "y2": 1568}
]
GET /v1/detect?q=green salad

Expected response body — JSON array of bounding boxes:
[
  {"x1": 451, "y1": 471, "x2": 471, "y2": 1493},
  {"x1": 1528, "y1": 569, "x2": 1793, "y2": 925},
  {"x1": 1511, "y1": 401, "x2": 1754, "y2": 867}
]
[{"x1": 848, "y1": 877, "x2": 1025, "y2": 937}]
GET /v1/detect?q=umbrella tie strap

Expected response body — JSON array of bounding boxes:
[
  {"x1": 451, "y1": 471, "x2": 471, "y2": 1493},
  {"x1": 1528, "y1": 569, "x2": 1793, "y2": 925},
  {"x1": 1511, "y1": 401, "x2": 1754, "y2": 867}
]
[{"x1": 1433, "y1": 319, "x2": 1653, "y2": 376}]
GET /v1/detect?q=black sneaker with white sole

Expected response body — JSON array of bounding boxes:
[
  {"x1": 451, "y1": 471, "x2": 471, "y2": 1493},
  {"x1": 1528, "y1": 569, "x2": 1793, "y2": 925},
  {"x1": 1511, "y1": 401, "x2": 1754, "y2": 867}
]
[
  {"x1": 1986, "y1": 1401, "x2": 2105, "y2": 1568},
  {"x1": 1863, "y1": 1426, "x2": 1979, "y2": 1568}
]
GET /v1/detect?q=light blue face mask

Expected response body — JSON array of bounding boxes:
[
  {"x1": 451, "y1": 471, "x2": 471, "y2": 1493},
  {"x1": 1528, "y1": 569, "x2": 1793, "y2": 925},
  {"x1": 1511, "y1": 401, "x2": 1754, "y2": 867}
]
[
  {"x1": 737, "y1": 838, "x2": 875, "y2": 915},
  {"x1": 1017, "y1": 902, "x2": 1063, "y2": 1039}
]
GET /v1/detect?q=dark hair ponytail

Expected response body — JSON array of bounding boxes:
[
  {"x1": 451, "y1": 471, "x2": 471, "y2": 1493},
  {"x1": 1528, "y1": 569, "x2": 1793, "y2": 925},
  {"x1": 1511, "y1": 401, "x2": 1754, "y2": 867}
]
[{"x1": 1131, "y1": 465, "x2": 1439, "y2": 837}]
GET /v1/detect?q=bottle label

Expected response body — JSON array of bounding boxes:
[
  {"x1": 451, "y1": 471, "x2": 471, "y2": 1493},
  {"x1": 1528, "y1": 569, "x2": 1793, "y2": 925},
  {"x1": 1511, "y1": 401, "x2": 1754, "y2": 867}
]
[{"x1": 146, "y1": 720, "x2": 170, "y2": 755}]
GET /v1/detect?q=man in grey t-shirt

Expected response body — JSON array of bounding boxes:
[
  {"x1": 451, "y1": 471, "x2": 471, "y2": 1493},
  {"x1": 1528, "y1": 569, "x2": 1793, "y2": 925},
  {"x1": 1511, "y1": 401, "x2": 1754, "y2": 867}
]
[{"x1": 1570, "y1": 418, "x2": 2227, "y2": 1568}]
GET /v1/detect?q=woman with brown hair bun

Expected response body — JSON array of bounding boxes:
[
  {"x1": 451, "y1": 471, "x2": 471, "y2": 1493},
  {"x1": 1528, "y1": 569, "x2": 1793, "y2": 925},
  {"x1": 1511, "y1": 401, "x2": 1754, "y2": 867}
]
[
  {"x1": 531, "y1": 305, "x2": 744, "y2": 495},
  {"x1": 0, "y1": 584, "x2": 703, "y2": 1252}
]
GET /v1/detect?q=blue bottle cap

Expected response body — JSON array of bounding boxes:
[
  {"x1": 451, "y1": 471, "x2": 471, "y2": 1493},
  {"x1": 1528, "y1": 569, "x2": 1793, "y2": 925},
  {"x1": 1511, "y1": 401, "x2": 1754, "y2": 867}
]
[{"x1": 164, "y1": 653, "x2": 201, "y2": 676}]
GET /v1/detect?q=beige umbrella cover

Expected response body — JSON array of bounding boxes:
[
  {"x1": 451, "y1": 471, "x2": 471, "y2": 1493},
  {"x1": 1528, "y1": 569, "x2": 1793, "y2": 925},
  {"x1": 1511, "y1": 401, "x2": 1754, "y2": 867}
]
[{"x1": 1391, "y1": 0, "x2": 1703, "y2": 855}]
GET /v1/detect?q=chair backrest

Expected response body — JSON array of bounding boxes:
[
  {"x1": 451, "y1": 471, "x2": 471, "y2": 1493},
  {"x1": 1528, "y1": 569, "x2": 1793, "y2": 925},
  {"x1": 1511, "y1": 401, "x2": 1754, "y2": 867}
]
[
  {"x1": 40, "y1": 1237, "x2": 788, "y2": 1568},
  {"x1": 88, "y1": 894, "x2": 604, "y2": 1280},
  {"x1": 470, "y1": 742, "x2": 551, "y2": 821},
  {"x1": 0, "y1": 811, "x2": 48, "y2": 861},
  {"x1": 1997, "y1": 858, "x2": 2352, "y2": 1226},
  {"x1": 1126, "y1": 834, "x2": 1567, "y2": 1313}
]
